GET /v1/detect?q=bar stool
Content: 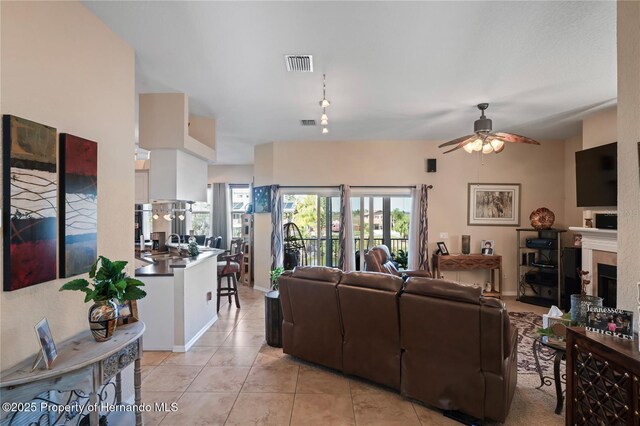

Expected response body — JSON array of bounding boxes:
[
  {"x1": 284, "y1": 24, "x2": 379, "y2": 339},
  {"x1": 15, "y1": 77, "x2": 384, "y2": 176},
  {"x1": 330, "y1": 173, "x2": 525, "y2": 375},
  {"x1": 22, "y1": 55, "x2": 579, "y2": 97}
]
[{"x1": 217, "y1": 250, "x2": 243, "y2": 311}]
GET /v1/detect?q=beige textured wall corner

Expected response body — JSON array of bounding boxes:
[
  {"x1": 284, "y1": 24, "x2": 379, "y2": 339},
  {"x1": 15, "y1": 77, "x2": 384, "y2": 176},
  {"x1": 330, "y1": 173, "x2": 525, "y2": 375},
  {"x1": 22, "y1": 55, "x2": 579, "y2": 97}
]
[
  {"x1": 616, "y1": 0, "x2": 640, "y2": 313},
  {"x1": 208, "y1": 165, "x2": 254, "y2": 184},
  {"x1": 0, "y1": 2, "x2": 135, "y2": 369}
]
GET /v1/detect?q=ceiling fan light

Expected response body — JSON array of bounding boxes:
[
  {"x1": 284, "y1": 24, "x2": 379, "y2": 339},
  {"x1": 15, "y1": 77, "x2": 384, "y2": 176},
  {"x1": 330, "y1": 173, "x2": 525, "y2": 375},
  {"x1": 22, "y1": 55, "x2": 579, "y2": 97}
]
[
  {"x1": 482, "y1": 143, "x2": 494, "y2": 154},
  {"x1": 472, "y1": 138, "x2": 483, "y2": 151},
  {"x1": 490, "y1": 139, "x2": 505, "y2": 151},
  {"x1": 462, "y1": 143, "x2": 474, "y2": 153},
  {"x1": 322, "y1": 127, "x2": 329, "y2": 134}
]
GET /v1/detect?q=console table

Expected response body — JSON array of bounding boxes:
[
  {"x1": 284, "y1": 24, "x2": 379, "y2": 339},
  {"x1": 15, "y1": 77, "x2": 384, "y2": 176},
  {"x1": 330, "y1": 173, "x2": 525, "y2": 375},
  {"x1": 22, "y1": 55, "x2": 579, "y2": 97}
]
[
  {"x1": 0, "y1": 321, "x2": 145, "y2": 426},
  {"x1": 566, "y1": 327, "x2": 640, "y2": 425},
  {"x1": 432, "y1": 254, "x2": 502, "y2": 298}
]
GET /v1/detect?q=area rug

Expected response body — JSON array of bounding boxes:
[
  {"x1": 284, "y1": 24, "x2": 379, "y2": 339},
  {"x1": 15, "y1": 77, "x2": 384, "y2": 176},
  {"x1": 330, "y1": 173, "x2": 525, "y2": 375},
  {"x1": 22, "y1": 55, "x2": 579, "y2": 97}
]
[{"x1": 509, "y1": 311, "x2": 559, "y2": 375}]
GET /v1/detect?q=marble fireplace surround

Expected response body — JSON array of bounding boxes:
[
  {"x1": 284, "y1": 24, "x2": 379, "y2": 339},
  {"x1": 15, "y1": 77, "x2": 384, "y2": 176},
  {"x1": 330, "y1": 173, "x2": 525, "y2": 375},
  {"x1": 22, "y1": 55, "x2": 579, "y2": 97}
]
[{"x1": 569, "y1": 227, "x2": 617, "y2": 296}]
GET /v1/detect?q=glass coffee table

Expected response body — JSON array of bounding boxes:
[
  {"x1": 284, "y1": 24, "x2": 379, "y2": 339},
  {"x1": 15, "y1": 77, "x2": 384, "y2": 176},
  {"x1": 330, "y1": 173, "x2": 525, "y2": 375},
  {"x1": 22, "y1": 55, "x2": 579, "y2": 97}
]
[{"x1": 533, "y1": 335, "x2": 566, "y2": 415}]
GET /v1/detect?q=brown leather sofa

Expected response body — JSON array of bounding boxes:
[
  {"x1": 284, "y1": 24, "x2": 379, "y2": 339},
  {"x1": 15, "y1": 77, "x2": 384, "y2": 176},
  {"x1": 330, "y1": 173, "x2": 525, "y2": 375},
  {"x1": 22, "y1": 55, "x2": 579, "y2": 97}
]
[
  {"x1": 278, "y1": 266, "x2": 517, "y2": 423},
  {"x1": 364, "y1": 244, "x2": 432, "y2": 278}
]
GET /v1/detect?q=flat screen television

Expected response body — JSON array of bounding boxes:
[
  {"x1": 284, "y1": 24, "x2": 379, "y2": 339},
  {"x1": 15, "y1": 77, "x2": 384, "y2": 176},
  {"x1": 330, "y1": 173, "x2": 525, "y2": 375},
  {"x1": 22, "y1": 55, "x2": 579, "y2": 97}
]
[{"x1": 575, "y1": 142, "x2": 617, "y2": 207}]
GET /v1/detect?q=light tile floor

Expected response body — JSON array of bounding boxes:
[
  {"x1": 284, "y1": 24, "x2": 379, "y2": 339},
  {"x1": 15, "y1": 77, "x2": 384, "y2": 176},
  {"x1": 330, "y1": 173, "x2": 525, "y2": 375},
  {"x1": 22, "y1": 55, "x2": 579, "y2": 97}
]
[{"x1": 141, "y1": 286, "x2": 562, "y2": 425}]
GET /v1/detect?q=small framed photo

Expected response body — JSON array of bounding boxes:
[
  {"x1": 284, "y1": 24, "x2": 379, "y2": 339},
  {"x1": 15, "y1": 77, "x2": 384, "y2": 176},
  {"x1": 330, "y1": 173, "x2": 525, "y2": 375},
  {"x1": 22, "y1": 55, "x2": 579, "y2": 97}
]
[
  {"x1": 116, "y1": 299, "x2": 139, "y2": 326},
  {"x1": 437, "y1": 242, "x2": 449, "y2": 255},
  {"x1": 34, "y1": 318, "x2": 57, "y2": 369},
  {"x1": 481, "y1": 240, "x2": 495, "y2": 256},
  {"x1": 574, "y1": 234, "x2": 582, "y2": 247}
]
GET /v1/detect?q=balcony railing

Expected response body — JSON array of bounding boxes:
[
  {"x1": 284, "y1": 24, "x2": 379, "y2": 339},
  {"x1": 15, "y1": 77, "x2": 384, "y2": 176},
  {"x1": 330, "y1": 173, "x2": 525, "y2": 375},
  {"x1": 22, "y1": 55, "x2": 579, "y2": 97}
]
[{"x1": 294, "y1": 237, "x2": 408, "y2": 268}]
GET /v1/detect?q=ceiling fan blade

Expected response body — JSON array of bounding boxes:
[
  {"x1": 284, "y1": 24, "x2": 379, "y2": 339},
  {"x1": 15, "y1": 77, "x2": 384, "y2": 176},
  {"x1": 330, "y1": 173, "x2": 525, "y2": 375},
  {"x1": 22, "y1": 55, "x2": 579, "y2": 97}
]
[
  {"x1": 438, "y1": 134, "x2": 475, "y2": 148},
  {"x1": 491, "y1": 132, "x2": 541, "y2": 145},
  {"x1": 442, "y1": 135, "x2": 480, "y2": 154}
]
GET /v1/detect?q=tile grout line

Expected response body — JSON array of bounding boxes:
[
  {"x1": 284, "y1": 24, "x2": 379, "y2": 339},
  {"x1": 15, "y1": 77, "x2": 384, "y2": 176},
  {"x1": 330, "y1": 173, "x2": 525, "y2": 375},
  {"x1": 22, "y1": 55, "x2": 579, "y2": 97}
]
[
  {"x1": 288, "y1": 361, "x2": 301, "y2": 426},
  {"x1": 349, "y1": 378, "x2": 358, "y2": 425}
]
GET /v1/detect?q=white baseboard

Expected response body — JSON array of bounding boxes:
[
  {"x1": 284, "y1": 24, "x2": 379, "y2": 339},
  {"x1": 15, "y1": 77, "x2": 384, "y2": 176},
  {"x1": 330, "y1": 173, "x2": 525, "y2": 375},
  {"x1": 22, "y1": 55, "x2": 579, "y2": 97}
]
[
  {"x1": 253, "y1": 285, "x2": 270, "y2": 293},
  {"x1": 502, "y1": 291, "x2": 517, "y2": 297},
  {"x1": 174, "y1": 315, "x2": 218, "y2": 352}
]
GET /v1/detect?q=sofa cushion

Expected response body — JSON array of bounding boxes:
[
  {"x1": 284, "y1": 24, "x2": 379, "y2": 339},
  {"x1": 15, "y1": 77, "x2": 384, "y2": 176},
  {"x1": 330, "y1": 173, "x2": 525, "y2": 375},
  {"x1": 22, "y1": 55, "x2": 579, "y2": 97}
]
[
  {"x1": 340, "y1": 271, "x2": 403, "y2": 292},
  {"x1": 404, "y1": 277, "x2": 482, "y2": 304},
  {"x1": 292, "y1": 265, "x2": 342, "y2": 283}
]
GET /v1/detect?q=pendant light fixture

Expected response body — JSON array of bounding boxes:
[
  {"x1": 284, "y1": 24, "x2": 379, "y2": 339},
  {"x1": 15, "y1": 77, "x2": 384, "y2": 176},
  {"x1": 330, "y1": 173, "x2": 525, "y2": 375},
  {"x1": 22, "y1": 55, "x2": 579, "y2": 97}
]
[{"x1": 319, "y1": 74, "x2": 330, "y2": 135}]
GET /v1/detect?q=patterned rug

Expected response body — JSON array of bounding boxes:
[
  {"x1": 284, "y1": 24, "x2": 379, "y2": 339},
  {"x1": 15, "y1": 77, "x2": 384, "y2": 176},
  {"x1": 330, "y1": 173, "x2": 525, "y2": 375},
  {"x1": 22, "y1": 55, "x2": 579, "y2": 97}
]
[{"x1": 509, "y1": 311, "x2": 559, "y2": 375}]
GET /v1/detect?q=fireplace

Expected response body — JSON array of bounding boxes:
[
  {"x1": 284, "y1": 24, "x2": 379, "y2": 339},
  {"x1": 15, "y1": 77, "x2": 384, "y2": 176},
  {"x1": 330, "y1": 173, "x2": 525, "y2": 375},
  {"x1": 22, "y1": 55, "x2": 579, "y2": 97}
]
[{"x1": 597, "y1": 263, "x2": 617, "y2": 308}]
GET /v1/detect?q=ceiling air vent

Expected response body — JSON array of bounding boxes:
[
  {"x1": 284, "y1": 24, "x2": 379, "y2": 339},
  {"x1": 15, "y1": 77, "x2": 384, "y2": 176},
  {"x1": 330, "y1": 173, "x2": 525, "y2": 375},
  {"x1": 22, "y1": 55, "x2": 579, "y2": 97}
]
[
  {"x1": 285, "y1": 55, "x2": 313, "y2": 72},
  {"x1": 300, "y1": 119, "x2": 316, "y2": 126}
]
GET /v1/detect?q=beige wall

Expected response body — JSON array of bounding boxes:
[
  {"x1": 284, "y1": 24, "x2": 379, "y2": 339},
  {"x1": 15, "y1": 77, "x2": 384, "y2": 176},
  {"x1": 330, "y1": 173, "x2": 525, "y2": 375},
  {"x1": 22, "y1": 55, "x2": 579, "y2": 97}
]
[
  {"x1": 582, "y1": 106, "x2": 617, "y2": 149},
  {"x1": 616, "y1": 0, "x2": 640, "y2": 313},
  {"x1": 208, "y1": 165, "x2": 253, "y2": 184},
  {"x1": 563, "y1": 133, "x2": 584, "y2": 242},
  {"x1": 0, "y1": 2, "x2": 135, "y2": 369},
  {"x1": 254, "y1": 139, "x2": 567, "y2": 294}
]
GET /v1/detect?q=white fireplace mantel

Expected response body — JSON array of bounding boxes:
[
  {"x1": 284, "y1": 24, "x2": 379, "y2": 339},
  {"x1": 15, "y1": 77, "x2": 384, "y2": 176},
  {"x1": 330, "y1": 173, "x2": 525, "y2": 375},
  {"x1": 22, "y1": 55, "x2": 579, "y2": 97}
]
[{"x1": 569, "y1": 227, "x2": 617, "y2": 295}]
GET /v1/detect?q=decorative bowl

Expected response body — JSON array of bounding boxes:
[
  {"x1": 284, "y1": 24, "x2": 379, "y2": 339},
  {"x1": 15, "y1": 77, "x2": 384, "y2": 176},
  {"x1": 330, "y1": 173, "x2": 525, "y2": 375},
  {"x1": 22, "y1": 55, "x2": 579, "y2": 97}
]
[{"x1": 530, "y1": 207, "x2": 555, "y2": 230}]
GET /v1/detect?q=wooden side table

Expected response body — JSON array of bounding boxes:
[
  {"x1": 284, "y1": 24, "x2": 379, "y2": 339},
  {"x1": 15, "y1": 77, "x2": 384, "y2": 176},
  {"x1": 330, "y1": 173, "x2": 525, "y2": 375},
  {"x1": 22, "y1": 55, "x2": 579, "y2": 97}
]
[
  {"x1": 1, "y1": 321, "x2": 145, "y2": 426},
  {"x1": 432, "y1": 253, "x2": 502, "y2": 298}
]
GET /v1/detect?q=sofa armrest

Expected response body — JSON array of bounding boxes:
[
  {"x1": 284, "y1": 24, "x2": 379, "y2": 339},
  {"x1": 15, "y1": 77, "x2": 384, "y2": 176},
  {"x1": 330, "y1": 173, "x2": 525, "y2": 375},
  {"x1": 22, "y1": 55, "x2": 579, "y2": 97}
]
[{"x1": 403, "y1": 270, "x2": 432, "y2": 278}]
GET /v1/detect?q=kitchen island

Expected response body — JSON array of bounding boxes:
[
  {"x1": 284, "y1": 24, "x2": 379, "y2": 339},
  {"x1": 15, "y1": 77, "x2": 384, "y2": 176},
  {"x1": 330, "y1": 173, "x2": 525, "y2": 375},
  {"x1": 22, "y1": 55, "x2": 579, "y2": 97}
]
[{"x1": 135, "y1": 249, "x2": 225, "y2": 352}]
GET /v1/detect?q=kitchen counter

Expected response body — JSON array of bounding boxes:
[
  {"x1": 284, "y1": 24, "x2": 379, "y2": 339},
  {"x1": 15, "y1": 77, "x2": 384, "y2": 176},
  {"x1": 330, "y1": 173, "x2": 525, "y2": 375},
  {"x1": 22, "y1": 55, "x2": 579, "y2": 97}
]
[
  {"x1": 134, "y1": 249, "x2": 225, "y2": 276},
  {"x1": 135, "y1": 248, "x2": 223, "y2": 352}
]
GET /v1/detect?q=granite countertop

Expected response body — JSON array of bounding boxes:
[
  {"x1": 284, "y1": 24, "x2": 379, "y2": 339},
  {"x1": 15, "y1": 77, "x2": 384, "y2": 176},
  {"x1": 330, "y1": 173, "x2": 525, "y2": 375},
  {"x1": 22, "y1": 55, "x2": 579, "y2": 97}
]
[{"x1": 134, "y1": 249, "x2": 224, "y2": 277}]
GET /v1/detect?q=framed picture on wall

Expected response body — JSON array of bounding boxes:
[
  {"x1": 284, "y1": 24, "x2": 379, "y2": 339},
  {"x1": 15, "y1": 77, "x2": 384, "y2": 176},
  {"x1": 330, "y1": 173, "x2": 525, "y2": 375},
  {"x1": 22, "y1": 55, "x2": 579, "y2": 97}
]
[
  {"x1": 253, "y1": 185, "x2": 271, "y2": 214},
  {"x1": 468, "y1": 183, "x2": 521, "y2": 226}
]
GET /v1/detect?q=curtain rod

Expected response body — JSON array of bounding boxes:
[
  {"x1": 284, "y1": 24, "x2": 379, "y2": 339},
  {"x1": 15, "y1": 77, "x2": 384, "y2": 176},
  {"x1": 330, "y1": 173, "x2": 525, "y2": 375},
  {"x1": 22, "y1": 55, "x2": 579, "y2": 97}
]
[{"x1": 280, "y1": 185, "x2": 433, "y2": 189}]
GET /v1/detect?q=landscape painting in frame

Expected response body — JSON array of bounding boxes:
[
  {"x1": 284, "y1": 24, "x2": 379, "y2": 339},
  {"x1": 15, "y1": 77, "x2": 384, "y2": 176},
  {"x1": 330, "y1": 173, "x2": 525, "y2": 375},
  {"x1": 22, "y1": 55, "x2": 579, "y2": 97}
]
[
  {"x1": 2, "y1": 115, "x2": 57, "y2": 291},
  {"x1": 59, "y1": 134, "x2": 98, "y2": 277},
  {"x1": 468, "y1": 183, "x2": 521, "y2": 226}
]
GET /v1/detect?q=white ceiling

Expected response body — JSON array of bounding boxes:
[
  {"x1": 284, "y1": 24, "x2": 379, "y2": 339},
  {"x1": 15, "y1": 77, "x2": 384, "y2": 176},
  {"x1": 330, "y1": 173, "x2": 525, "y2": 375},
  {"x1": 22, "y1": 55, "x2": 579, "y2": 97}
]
[{"x1": 84, "y1": 1, "x2": 617, "y2": 165}]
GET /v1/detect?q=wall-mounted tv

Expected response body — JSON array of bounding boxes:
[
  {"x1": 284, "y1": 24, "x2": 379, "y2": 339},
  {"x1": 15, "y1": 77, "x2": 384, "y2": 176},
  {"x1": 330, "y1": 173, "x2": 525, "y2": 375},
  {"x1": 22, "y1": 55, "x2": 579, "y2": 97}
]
[{"x1": 575, "y1": 142, "x2": 617, "y2": 207}]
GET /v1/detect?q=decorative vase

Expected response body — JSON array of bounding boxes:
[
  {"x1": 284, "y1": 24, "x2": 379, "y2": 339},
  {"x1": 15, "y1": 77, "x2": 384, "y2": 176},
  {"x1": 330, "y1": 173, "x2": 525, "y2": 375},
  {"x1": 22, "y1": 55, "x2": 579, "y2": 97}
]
[
  {"x1": 88, "y1": 300, "x2": 119, "y2": 342},
  {"x1": 570, "y1": 294, "x2": 603, "y2": 325},
  {"x1": 461, "y1": 235, "x2": 471, "y2": 255},
  {"x1": 530, "y1": 207, "x2": 555, "y2": 230}
]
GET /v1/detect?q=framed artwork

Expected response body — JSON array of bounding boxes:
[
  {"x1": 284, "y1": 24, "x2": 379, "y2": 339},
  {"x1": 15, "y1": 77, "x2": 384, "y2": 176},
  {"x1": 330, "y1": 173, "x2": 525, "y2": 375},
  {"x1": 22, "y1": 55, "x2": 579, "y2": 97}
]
[
  {"x1": 481, "y1": 240, "x2": 495, "y2": 256},
  {"x1": 436, "y1": 242, "x2": 449, "y2": 255},
  {"x1": 116, "y1": 299, "x2": 139, "y2": 326},
  {"x1": 34, "y1": 318, "x2": 57, "y2": 369},
  {"x1": 253, "y1": 185, "x2": 271, "y2": 214},
  {"x1": 2, "y1": 115, "x2": 57, "y2": 291},
  {"x1": 59, "y1": 134, "x2": 98, "y2": 277},
  {"x1": 468, "y1": 183, "x2": 521, "y2": 226}
]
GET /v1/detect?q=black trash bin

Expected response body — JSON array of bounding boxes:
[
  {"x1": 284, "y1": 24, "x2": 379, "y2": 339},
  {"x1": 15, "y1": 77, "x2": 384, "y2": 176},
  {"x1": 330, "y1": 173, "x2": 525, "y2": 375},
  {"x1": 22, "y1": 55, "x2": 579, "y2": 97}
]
[{"x1": 265, "y1": 290, "x2": 282, "y2": 347}]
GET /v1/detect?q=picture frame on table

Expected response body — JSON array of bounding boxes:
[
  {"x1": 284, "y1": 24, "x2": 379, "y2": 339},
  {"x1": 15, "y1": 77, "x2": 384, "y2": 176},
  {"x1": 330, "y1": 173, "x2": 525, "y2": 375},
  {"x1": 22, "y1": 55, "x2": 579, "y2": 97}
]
[
  {"x1": 481, "y1": 240, "x2": 495, "y2": 256},
  {"x1": 436, "y1": 242, "x2": 449, "y2": 255},
  {"x1": 116, "y1": 299, "x2": 139, "y2": 326},
  {"x1": 468, "y1": 183, "x2": 521, "y2": 226},
  {"x1": 34, "y1": 318, "x2": 57, "y2": 370}
]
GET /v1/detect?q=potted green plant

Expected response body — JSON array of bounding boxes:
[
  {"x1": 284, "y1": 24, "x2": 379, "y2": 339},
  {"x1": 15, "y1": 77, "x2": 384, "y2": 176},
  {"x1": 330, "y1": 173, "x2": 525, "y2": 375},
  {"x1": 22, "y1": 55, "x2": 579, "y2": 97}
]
[
  {"x1": 60, "y1": 256, "x2": 146, "y2": 342},
  {"x1": 265, "y1": 267, "x2": 285, "y2": 347}
]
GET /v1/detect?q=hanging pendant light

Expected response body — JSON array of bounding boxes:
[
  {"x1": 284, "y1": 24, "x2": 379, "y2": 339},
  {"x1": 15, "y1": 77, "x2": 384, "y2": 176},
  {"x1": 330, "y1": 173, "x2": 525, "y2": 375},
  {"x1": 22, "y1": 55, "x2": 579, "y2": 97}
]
[
  {"x1": 322, "y1": 127, "x2": 329, "y2": 134},
  {"x1": 318, "y1": 74, "x2": 330, "y2": 108}
]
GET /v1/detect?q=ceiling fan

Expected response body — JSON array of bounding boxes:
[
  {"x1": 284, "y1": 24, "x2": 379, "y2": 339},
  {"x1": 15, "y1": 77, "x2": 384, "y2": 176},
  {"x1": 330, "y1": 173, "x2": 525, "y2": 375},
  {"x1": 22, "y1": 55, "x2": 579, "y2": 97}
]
[{"x1": 438, "y1": 103, "x2": 540, "y2": 154}]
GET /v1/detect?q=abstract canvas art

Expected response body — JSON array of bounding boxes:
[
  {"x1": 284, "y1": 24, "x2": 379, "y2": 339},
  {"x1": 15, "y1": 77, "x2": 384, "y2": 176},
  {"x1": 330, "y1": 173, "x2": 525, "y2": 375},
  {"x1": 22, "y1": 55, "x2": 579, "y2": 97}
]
[
  {"x1": 2, "y1": 115, "x2": 57, "y2": 291},
  {"x1": 59, "y1": 134, "x2": 97, "y2": 277}
]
